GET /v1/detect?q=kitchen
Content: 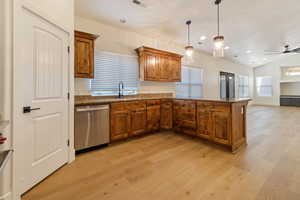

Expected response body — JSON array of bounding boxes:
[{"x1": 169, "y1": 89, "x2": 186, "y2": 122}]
[{"x1": 1, "y1": 0, "x2": 300, "y2": 200}]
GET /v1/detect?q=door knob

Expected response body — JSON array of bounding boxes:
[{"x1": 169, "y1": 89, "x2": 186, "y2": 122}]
[{"x1": 23, "y1": 106, "x2": 41, "y2": 113}]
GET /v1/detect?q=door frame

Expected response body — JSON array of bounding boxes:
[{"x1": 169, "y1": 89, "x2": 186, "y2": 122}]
[{"x1": 12, "y1": 1, "x2": 75, "y2": 199}]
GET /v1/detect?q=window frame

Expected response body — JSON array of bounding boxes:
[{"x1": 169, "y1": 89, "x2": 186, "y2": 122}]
[
  {"x1": 237, "y1": 75, "x2": 250, "y2": 98},
  {"x1": 176, "y1": 66, "x2": 204, "y2": 98},
  {"x1": 256, "y1": 76, "x2": 273, "y2": 97}
]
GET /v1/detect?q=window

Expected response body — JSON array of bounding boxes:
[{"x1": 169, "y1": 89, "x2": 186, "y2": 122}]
[
  {"x1": 176, "y1": 66, "x2": 203, "y2": 98},
  {"x1": 238, "y1": 75, "x2": 249, "y2": 98},
  {"x1": 90, "y1": 52, "x2": 138, "y2": 95},
  {"x1": 256, "y1": 76, "x2": 273, "y2": 97}
]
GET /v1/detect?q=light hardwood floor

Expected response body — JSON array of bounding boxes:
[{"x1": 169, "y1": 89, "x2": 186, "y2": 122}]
[{"x1": 22, "y1": 106, "x2": 300, "y2": 200}]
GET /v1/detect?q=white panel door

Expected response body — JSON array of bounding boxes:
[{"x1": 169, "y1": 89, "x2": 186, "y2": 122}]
[{"x1": 15, "y1": 7, "x2": 69, "y2": 194}]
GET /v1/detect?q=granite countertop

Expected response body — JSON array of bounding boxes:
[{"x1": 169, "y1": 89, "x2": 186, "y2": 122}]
[{"x1": 75, "y1": 96, "x2": 251, "y2": 106}]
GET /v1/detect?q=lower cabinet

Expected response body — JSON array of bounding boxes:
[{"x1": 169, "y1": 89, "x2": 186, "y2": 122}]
[
  {"x1": 147, "y1": 104, "x2": 161, "y2": 132},
  {"x1": 111, "y1": 110, "x2": 130, "y2": 142},
  {"x1": 160, "y1": 100, "x2": 173, "y2": 130},
  {"x1": 173, "y1": 100, "x2": 196, "y2": 135},
  {"x1": 197, "y1": 110, "x2": 211, "y2": 139},
  {"x1": 211, "y1": 111, "x2": 231, "y2": 145},
  {"x1": 130, "y1": 109, "x2": 147, "y2": 136},
  {"x1": 196, "y1": 102, "x2": 231, "y2": 146},
  {"x1": 110, "y1": 99, "x2": 248, "y2": 152}
]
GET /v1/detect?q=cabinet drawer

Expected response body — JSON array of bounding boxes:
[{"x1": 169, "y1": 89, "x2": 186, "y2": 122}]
[
  {"x1": 111, "y1": 102, "x2": 125, "y2": 112},
  {"x1": 212, "y1": 103, "x2": 230, "y2": 112},
  {"x1": 197, "y1": 102, "x2": 214, "y2": 111},
  {"x1": 146, "y1": 100, "x2": 161, "y2": 107},
  {"x1": 126, "y1": 101, "x2": 146, "y2": 110}
]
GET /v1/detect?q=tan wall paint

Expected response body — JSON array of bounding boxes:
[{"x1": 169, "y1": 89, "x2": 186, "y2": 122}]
[{"x1": 74, "y1": 16, "x2": 254, "y2": 99}]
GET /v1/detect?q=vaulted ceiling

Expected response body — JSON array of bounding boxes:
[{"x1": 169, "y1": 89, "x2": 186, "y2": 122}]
[{"x1": 75, "y1": 0, "x2": 300, "y2": 67}]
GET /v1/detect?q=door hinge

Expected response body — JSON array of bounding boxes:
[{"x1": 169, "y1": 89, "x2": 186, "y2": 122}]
[
  {"x1": 67, "y1": 92, "x2": 70, "y2": 100},
  {"x1": 67, "y1": 139, "x2": 70, "y2": 147},
  {"x1": 67, "y1": 46, "x2": 70, "y2": 53}
]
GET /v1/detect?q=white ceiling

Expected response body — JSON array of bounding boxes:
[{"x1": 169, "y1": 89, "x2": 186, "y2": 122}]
[{"x1": 75, "y1": 0, "x2": 300, "y2": 67}]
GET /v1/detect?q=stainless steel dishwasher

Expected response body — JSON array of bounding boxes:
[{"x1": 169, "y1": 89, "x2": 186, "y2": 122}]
[{"x1": 75, "y1": 105, "x2": 110, "y2": 151}]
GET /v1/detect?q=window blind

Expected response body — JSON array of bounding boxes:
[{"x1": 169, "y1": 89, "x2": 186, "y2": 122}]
[
  {"x1": 256, "y1": 76, "x2": 273, "y2": 97},
  {"x1": 238, "y1": 75, "x2": 249, "y2": 98},
  {"x1": 176, "y1": 66, "x2": 203, "y2": 98},
  {"x1": 90, "y1": 52, "x2": 138, "y2": 93}
]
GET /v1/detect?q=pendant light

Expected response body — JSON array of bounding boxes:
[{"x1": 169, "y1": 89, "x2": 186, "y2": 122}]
[
  {"x1": 185, "y1": 20, "x2": 194, "y2": 57},
  {"x1": 213, "y1": 0, "x2": 225, "y2": 57}
]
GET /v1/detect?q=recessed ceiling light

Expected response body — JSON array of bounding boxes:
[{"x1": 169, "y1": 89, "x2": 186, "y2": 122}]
[
  {"x1": 224, "y1": 46, "x2": 230, "y2": 50},
  {"x1": 246, "y1": 50, "x2": 252, "y2": 54},
  {"x1": 263, "y1": 58, "x2": 268, "y2": 61},
  {"x1": 200, "y1": 36, "x2": 207, "y2": 41}
]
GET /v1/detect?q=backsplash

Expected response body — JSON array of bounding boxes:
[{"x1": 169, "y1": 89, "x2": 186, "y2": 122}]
[{"x1": 75, "y1": 78, "x2": 176, "y2": 96}]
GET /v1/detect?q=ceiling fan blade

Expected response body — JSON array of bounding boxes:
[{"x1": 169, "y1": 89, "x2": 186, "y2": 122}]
[
  {"x1": 291, "y1": 48, "x2": 300, "y2": 53},
  {"x1": 264, "y1": 52, "x2": 281, "y2": 55}
]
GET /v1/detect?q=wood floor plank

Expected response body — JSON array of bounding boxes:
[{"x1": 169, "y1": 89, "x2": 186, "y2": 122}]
[{"x1": 22, "y1": 106, "x2": 300, "y2": 200}]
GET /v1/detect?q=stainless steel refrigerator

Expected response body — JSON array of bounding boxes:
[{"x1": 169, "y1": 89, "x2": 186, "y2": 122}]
[{"x1": 220, "y1": 72, "x2": 235, "y2": 99}]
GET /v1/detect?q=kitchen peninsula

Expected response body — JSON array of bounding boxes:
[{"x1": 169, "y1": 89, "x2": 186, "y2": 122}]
[{"x1": 75, "y1": 94, "x2": 250, "y2": 153}]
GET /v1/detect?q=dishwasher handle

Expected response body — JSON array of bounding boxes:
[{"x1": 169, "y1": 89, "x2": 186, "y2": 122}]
[{"x1": 76, "y1": 105, "x2": 109, "y2": 112}]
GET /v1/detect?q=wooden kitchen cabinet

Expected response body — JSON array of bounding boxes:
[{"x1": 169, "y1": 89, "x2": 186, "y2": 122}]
[
  {"x1": 130, "y1": 110, "x2": 147, "y2": 136},
  {"x1": 108, "y1": 98, "x2": 249, "y2": 153},
  {"x1": 136, "y1": 46, "x2": 182, "y2": 82},
  {"x1": 211, "y1": 111, "x2": 231, "y2": 145},
  {"x1": 173, "y1": 100, "x2": 197, "y2": 135},
  {"x1": 197, "y1": 110, "x2": 211, "y2": 140},
  {"x1": 160, "y1": 100, "x2": 173, "y2": 130},
  {"x1": 146, "y1": 100, "x2": 161, "y2": 132},
  {"x1": 74, "y1": 31, "x2": 99, "y2": 78},
  {"x1": 110, "y1": 110, "x2": 130, "y2": 142}
]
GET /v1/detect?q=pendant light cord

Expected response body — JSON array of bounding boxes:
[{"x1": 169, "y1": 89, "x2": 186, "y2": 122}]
[
  {"x1": 217, "y1": 3, "x2": 220, "y2": 36},
  {"x1": 188, "y1": 24, "x2": 190, "y2": 45}
]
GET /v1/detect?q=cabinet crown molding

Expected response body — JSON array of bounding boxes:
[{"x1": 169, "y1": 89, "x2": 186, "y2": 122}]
[
  {"x1": 135, "y1": 46, "x2": 183, "y2": 58},
  {"x1": 75, "y1": 30, "x2": 99, "y2": 40}
]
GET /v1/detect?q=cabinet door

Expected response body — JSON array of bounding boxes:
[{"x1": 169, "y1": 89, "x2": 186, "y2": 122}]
[
  {"x1": 145, "y1": 53, "x2": 159, "y2": 80},
  {"x1": 212, "y1": 111, "x2": 231, "y2": 145},
  {"x1": 170, "y1": 58, "x2": 181, "y2": 82},
  {"x1": 75, "y1": 37, "x2": 94, "y2": 78},
  {"x1": 160, "y1": 102, "x2": 173, "y2": 130},
  {"x1": 130, "y1": 110, "x2": 147, "y2": 136},
  {"x1": 147, "y1": 105, "x2": 161, "y2": 132},
  {"x1": 159, "y1": 56, "x2": 172, "y2": 81},
  {"x1": 111, "y1": 111, "x2": 130, "y2": 142},
  {"x1": 197, "y1": 111, "x2": 212, "y2": 139}
]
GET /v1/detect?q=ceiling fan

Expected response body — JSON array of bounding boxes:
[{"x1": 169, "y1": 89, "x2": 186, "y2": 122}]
[{"x1": 264, "y1": 45, "x2": 300, "y2": 55}]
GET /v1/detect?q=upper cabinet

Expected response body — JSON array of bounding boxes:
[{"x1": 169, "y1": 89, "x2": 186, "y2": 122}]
[
  {"x1": 135, "y1": 46, "x2": 183, "y2": 82},
  {"x1": 74, "y1": 31, "x2": 99, "y2": 78}
]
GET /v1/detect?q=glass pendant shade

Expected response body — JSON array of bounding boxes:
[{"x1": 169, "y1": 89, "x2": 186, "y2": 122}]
[
  {"x1": 213, "y1": 35, "x2": 224, "y2": 57},
  {"x1": 185, "y1": 45, "x2": 194, "y2": 57}
]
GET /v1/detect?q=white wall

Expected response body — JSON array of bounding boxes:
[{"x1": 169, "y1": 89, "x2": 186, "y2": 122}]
[
  {"x1": 253, "y1": 54, "x2": 300, "y2": 105},
  {"x1": 74, "y1": 16, "x2": 253, "y2": 99}
]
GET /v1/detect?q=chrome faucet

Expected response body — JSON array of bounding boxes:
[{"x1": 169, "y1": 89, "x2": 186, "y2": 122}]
[{"x1": 118, "y1": 81, "x2": 124, "y2": 98}]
